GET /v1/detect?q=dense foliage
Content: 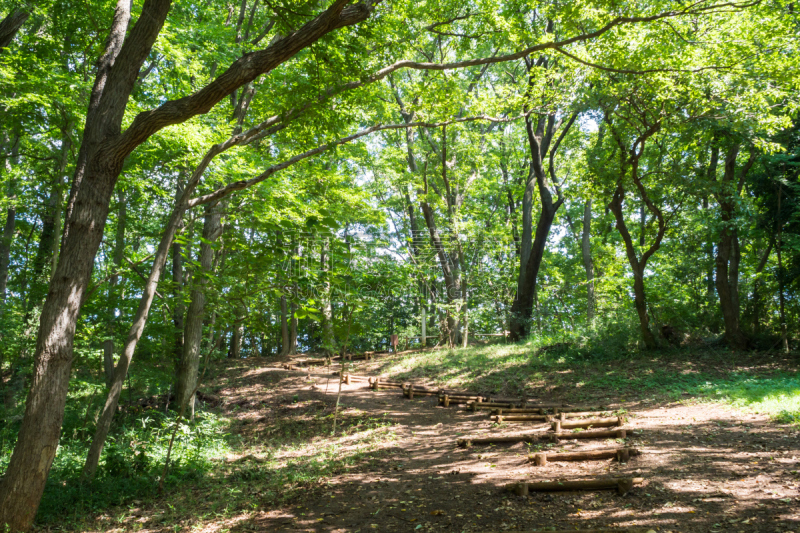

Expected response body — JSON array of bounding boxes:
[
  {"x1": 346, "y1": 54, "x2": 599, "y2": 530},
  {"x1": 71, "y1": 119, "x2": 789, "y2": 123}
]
[{"x1": 0, "y1": 0, "x2": 798, "y2": 528}]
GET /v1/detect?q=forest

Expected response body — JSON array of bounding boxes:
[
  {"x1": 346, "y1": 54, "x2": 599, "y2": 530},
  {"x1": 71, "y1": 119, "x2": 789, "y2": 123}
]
[{"x1": 0, "y1": 0, "x2": 798, "y2": 531}]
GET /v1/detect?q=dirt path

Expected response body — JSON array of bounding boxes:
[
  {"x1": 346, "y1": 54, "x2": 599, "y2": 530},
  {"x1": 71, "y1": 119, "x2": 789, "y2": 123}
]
[{"x1": 212, "y1": 357, "x2": 800, "y2": 533}]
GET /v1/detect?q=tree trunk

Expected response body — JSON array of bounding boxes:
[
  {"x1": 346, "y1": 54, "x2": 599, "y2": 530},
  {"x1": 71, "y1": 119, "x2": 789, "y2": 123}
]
[
  {"x1": 174, "y1": 201, "x2": 223, "y2": 416},
  {"x1": 289, "y1": 300, "x2": 298, "y2": 354},
  {"x1": 280, "y1": 295, "x2": 291, "y2": 356},
  {"x1": 0, "y1": 8, "x2": 29, "y2": 50},
  {"x1": 82, "y1": 197, "x2": 189, "y2": 482},
  {"x1": 777, "y1": 185, "x2": 788, "y2": 353},
  {"x1": 581, "y1": 200, "x2": 596, "y2": 322},
  {"x1": 0, "y1": 133, "x2": 20, "y2": 310},
  {"x1": 320, "y1": 239, "x2": 336, "y2": 355},
  {"x1": 632, "y1": 267, "x2": 657, "y2": 348},
  {"x1": 714, "y1": 144, "x2": 755, "y2": 350},
  {"x1": 750, "y1": 240, "x2": 773, "y2": 335},
  {"x1": 103, "y1": 190, "x2": 126, "y2": 388},
  {"x1": 609, "y1": 184, "x2": 658, "y2": 350},
  {"x1": 703, "y1": 196, "x2": 715, "y2": 300},
  {"x1": 508, "y1": 112, "x2": 576, "y2": 341},
  {"x1": 50, "y1": 123, "x2": 73, "y2": 279},
  {"x1": 0, "y1": 203, "x2": 13, "y2": 307},
  {"x1": 229, "y1": 320, "x2": 243, "y2": 358},
  {"x1": 172, "y1": 180, "x2": 185, "y2": 359},
  {"x1": 605, "y1": 119, "x2": 664, "y2": 350}
]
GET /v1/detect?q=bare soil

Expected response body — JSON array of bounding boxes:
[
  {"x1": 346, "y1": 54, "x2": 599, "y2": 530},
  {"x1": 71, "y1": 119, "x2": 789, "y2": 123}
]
[{"x1": 206, "y1": 355, "x2": 800, "y2": 533}]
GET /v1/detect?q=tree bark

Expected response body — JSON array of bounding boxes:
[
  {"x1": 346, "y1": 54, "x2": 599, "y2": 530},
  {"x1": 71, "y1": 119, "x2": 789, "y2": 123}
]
[
  {"x1": 713, "y1": 144, "x2": 755, "y2": 350},
  {"x1": 229, "y1": 319, "x2": 243, "y2": 358},
  {"x1": 320, "y1": 238, "x2": 336, "y2": 355},
  {"x1": 50, "y1": 123, "x2": 73, "y2": 279},
  {"x1": 0, "y1": 134, "x2": 19, "y2": 310},
  {"x1": 171, "y1": 179, "x2": 186, "y2": 360},
  {"x1": 289, "y1": 300, "x2": 298, "y2": 355},
  {"x1": 777, "y1": 184, "x2": 788, "y2": 353},
  {"x1": 0, "y1": 8, "x2": 29, "y2": 51},
  {"x1": 581, "y1": 200, "x2": 596, "y2": 322},
  {"x1": 280, "y1": 295, "x2": 291, "y2": 356},
  {"x1": 750, "y1": 240, "x2": 773, "y2": 335},
  {"x1": 174, "y1": 201, "x2": 223, "y2": 415}
]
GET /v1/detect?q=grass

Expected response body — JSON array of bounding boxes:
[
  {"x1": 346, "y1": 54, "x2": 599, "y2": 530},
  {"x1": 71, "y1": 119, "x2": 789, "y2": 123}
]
[{"x1": 374, "y1": 338, "x2": 800, "y2": 425}]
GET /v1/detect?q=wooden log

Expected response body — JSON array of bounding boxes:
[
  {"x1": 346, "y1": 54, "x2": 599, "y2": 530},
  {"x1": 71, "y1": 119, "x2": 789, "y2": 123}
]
[
  {"x1": 457, "y1": 434, "x2": 555, "y2": 448},
  {"x1": 403, "y1": 385, "x2": 440, "y2": 398},
  {"x1": 299, "y1": 358, "x2": 329, "y2": 366},
  {"x1": 487, "y1": 527, "x2": 657, "y2": 533},
  {"x1": 443, "y1": 393, "x2": 484, "y2": 400},
  {"x1": 493, "y1": 415, "x2": 550, "y2": 423},
  {"x1": 554, "y1": 428, "x2": 629, "y2": 440},
  {"x1": 341, "y1": 373, "x2": 371, "y2": 383},
  {"x1": 491, "y1": 408, "x2": 544, "y2": 415},
  {"x1": 522, "y1": 402, "x2": 568, "y2": 408},
  {"x1": 500, "y1": 408, "x2": 616, "y2": 417},
  {"x1": 368, "y1": 377, "x2": 404, "y2": 390},
  {"x1": 560, "y1": 410, "x2": 619, "y2": 417},
  {"x1": 507, "y1": 477, "x2": 643, "y2": 496},
  {"x1": 552, "y1": 417, "x2": 622, "y2": 431},
  {"x1": 439, "y1": 394, "x2": 484, "y2": 406},
  {"x1": 530, "y1": 447, "x2": 640, "y2": 466},
  {"x1": 552, "y1": 405, "x2": 612, "y2": 414},
  {"x1": 373, "y1": 382, "x2": 404, "y2": 389},
  {"x1": 466, "y1": 401, "x2": 516, "y2": 411}
]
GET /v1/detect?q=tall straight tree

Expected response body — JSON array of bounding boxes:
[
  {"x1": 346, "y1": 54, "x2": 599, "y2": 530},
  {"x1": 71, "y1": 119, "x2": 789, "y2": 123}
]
[
  {"x1": 174, "y1": 200, "x2": 223, "y2": 417},
  {"x1": 710, "y1": 139, "x2": 756, "y2": 350}
]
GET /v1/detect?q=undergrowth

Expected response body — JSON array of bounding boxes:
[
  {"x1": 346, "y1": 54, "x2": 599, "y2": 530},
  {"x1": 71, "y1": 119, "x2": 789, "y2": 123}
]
[{"x1": 375, "y1": 332, "x2": 800, "y2": 425}]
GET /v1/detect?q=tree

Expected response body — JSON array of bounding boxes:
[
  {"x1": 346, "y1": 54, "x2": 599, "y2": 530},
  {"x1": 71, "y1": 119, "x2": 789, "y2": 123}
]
[{"x1": 0, "y1": 1, "x2": 378, "y2": 527}]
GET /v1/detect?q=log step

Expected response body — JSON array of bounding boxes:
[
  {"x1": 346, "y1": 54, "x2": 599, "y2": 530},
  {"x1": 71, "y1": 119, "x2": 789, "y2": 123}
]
[
  {"x1": 491, "y1": 408, "x2": 545, "y2": 415},
  {"x1": 368, "y1": 378, "x2": 404, "y2": 389},
  {"x1": 506, "y1": 477, "x2": 644, "y2": 496},
  {"x1": 466, "y1": 401, "x2": 519, "y2": 411},
  {"x1": 340, "y1": 373, "x2": 372, "y2": 384},
  {"x1": 492, "y1": 408, "x2": 615, "y2": 417},
  {"x1": 484, "y1": 528, "x2": 655, "y2": 533},
  {"x1": 403, "y1": 385, "x2": 440, "y2": 398},
  {"x1": 457, "y1": 434, "x2": 555, "y2": 447},
  {"x1": 439, "y1": 394, "x2": 486, "y2": 406},
  {"x1": 555, "y1": 428, "x2": 630, "y2": 440},
  {"x1": 529, "y1": 447, "x2": 640, "y2": 466},
  {"x1": 552, "y1": 417, "x2": 623, "y2": 431},
  {"x1": 493, "y1": 414, "x2": 551, "y2": 423}
]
